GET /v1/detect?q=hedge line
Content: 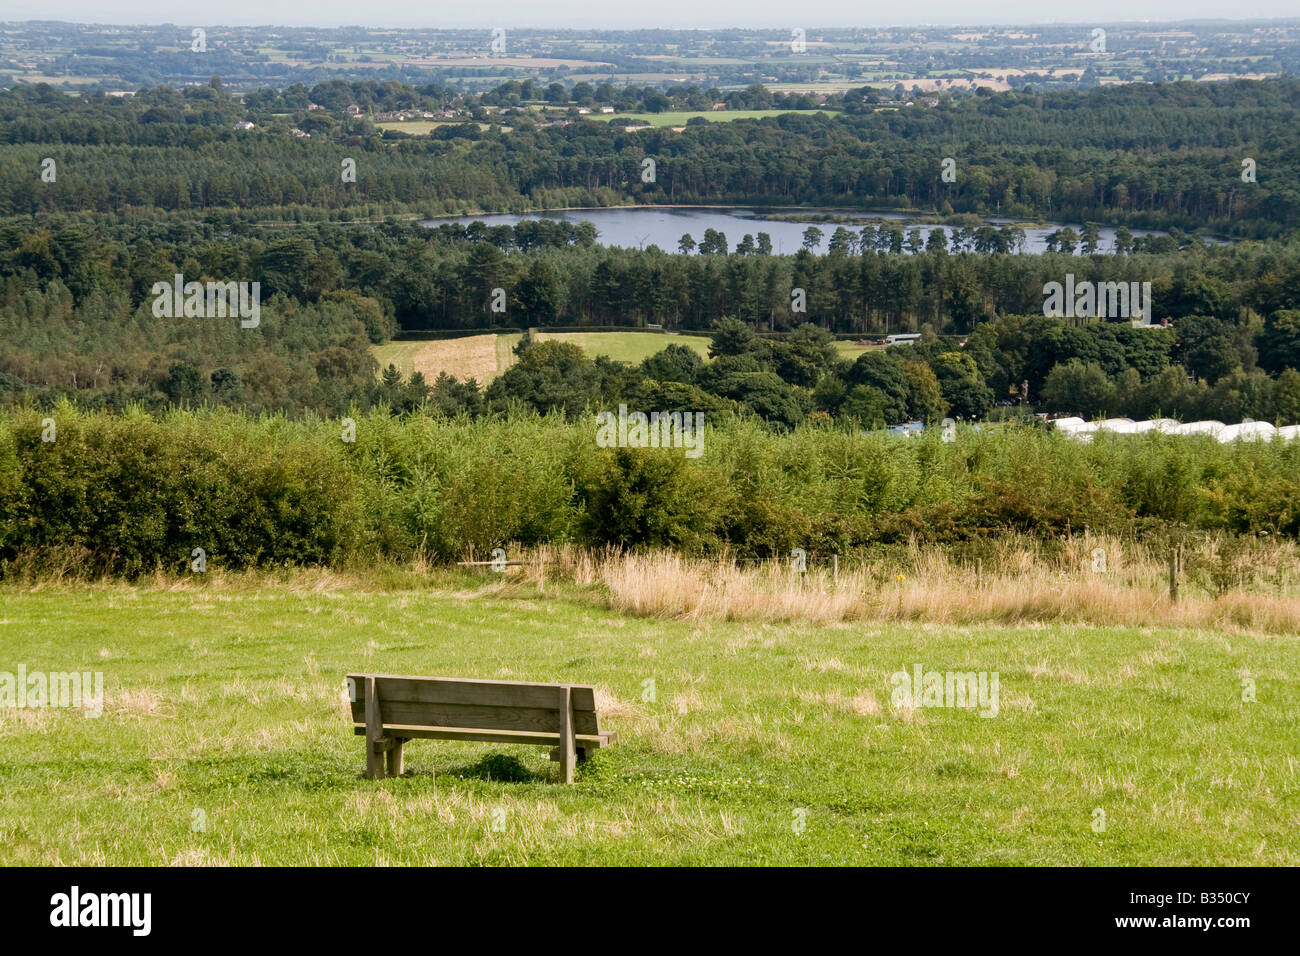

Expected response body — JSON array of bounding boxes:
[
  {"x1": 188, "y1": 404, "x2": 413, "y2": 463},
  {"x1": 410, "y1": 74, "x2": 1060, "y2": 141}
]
[{"x1": 2, "y1": 405, "x2": 1297, "y2": 574}]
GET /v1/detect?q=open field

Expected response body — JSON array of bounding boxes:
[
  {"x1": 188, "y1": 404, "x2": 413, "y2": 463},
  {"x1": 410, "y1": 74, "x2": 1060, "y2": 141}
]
[
  {"x1": 374, "y1": 121, "x2": 492, "y2": 134},
  {"x1": 529, "y1": 329, "x2": 873, "y2": 362},
  {"x1": 5, "y1": 22, "x2": 1295, "y2": 95},
  {"x1": 532, "y1": 330, "x2": 710, "y2": 363},
  {"x1": 371, "y1": 337, "x2": 435, "y2": 376},
  {"x1": 371, "y1": 333, "x2": 521, "y2": 382},
  {"x1": 834, "y1": 339, "x2": 880, "y2": 359},
  {"x1": 0, "y1": 560, "x2": 1295, "y2": 866},
  {"x1": 603, "y1": 109, "x2": 837, "y2": 127}
]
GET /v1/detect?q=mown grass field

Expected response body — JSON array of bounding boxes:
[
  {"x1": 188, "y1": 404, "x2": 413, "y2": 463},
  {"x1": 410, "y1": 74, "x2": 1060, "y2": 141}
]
[
  {"x1": 1, "y1": 575, "x2": 1295, "y2": 865},
  {"x1": 532, "y1": 330, "x2": 710, "y2": 364},
  {"x1": 553, "y1": 330, "x2": 878, "y2": 363},
  {"x1": 834, "y1": 339, "x2": 879, "y2": 360},
  {"x1": 383, "y1": 329, "x2": 877, "y2": 368},
  {"x1": 374, "y1": 121, "x2": 493, "y2": 134},
  {"x1": 371, "y1": 333, "x2": 521, "y2": 381},
  {"x1": 371, "y1": 337, "x2": 435, "y2": 376},
  {"x1": 601, "y1": 109, "x2": 837, "y2": 127}
]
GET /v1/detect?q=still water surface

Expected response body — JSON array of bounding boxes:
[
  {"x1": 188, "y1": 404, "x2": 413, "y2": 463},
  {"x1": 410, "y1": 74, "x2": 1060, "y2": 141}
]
[{"x1": 422, "y1": 206, "x2": 1170, "y2": 255}]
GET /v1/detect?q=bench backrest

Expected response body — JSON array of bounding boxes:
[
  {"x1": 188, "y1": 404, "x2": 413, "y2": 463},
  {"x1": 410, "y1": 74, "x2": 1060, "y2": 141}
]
[{"x1": 347, "y1": 674, "x2": 601, "y2": 736}]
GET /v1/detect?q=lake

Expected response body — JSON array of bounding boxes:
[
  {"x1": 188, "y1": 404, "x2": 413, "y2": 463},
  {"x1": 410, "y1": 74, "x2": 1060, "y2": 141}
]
[{"x1": 421, "y1": 206, "x2": 1172, "y2": 255}]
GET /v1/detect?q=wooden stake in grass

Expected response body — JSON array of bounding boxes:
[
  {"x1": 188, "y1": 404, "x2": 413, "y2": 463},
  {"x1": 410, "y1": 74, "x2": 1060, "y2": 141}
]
[{"x1": 1169, "y1": 546, "x2": 1181, "y2": 603}]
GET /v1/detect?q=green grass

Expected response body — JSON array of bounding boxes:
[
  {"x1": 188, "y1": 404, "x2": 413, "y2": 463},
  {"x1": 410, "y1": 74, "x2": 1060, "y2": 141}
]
[
  {"x1": 371, "y1": 337, "x2": 435, "y2": 377},
  {"x1": 834, "y1": 339, "x2": 879, "y2": 360},
  {"x1": 533, "y1": 331, "x2": 710, "y2": 364},
  {"x1": 374, "y1": 121, "x2": 492, "y2": 134},
  {"x1": 495, "y1": 332, "x2": 522, "y2": 373},
  {"x1": 602, "y1": 109, "x2": 836, "y2": 127},
  {"x1": 1, "y1": 579, "x2": 1295, "y2": 865},
  {"x1": 758, "y1": 82, "x2": 866, "y2": 92}
]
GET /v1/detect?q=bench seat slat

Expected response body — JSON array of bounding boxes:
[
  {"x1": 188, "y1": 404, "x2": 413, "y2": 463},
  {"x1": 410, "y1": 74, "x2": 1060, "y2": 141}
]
[
  {"x1": 347, "y1": 674, "x2": 597, "y2": 712},
  {"x1": 353, "y1": 724, "x2": 614, "y2": 748},
  {"x1": 347, "y1": 700, "x2": 600, "y2": 735}
]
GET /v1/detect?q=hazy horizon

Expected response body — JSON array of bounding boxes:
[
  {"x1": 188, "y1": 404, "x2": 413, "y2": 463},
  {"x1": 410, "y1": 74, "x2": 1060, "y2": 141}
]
[{"x1": 4, "y1": 4, "x2": 1300, "y2": 30}]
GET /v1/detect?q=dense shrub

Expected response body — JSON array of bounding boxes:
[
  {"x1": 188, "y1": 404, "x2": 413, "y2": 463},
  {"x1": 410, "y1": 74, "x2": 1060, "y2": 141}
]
[
  {"x1": 344, "y1": 413, "x2": 576, "y2": 558},
  {"x1": 2, "y1": 406, "x2": 1298, "y2": 574},
  {"x1": 0, "y1": 405, "x2": 359, "y2": 574},
  {"x1": 573, "y1": 446, "x2": 722, "y2": 552}
]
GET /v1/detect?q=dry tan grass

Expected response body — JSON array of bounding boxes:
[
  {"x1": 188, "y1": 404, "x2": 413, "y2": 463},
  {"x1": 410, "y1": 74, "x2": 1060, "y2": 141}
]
[
  {"x1": 0, "y1": 705, "x2": 54, "y2": 736},
  {"x1": 576, "y1": 540, "x2": 1300, "y2": 635},
  {"x1": 408, "y1": 334, "x2": 502, "y2": 384},
  {"x1": 7, "y1": 536, "x2": 1299, "y2": 635},
  {"x1": 598, "y1": 550, "x2": 861, "y2": 623},
  {"x1": 110, "y1": 686, "x2": 166, "y2": 718}
]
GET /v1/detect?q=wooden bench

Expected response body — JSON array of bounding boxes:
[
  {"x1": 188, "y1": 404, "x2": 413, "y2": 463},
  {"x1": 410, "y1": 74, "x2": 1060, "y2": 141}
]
[{"x1": 346, "y1": 673, "x2": 617, "y2": 784}]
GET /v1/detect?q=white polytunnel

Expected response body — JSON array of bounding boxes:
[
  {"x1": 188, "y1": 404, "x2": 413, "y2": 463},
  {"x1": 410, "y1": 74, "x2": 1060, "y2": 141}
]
[
  {"x1": 1172, "y1": 420, "x2": 1226, "y2": 437},
  {"x1": 1216, "y1": 421, "x2": 1277, "y2": 443},
  {"x1": 1052, "y1": 416, "x2": 1087, "y2": 432},
  {"x1": 1097, "y1": 418, "x2": 1139, "y2": 434},
  {"x1": 1052, "y1": 418, "x2": 1298, "y2": 442},
  {"x1": 1132, "y1": 419, "x2": 1179, "y2": 433}
]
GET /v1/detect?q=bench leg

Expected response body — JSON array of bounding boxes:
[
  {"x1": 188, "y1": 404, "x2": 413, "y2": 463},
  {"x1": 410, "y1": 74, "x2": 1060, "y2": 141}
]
[
  {"x1": 364, "y1": 676, "x2": 385, "y2": 780},
  {"x1": 386, "y1": 737, "x2": 405, "y2": 777},
  {"x1": 549, "y1": 745, "x2": 593, "y2": 763},
  {"x1": 558, "y1": 685, "x2": 576, "y2": 785}
]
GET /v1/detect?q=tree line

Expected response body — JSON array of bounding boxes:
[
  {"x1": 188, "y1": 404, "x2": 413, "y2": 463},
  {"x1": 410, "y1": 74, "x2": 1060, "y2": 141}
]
[
  {"x1": 4, "y1": 215, "x2": 1300, "y2": 424},
  {"x1": 3, "y1": 77, "x2": 1299, "y2": 235}
]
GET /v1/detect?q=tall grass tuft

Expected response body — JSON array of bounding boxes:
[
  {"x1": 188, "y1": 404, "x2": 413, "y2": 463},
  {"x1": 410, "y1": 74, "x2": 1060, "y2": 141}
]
[{"x1": 586, "y1": 537, "x2": 1300, "y2": 634}]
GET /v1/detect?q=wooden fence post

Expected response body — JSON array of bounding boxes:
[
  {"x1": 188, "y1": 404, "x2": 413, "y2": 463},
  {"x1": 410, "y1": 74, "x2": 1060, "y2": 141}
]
[{"x1": 1168, "y1": 546, "x2": 1181, "y2": 602}]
